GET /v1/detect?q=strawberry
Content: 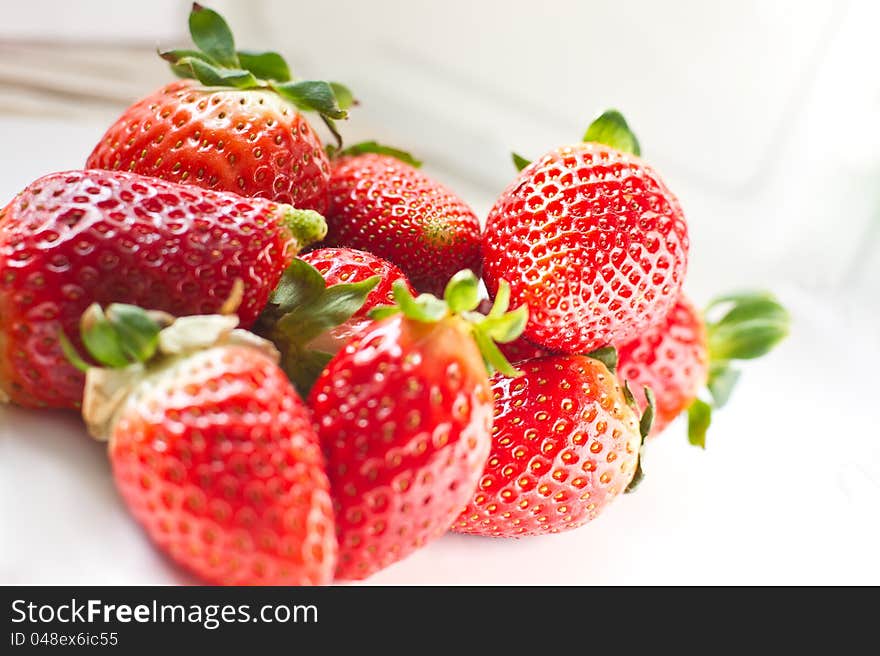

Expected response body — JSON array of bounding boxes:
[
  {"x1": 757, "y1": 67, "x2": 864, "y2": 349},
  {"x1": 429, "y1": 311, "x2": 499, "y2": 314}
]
[
  {"x1": 0, "y1": 169, "x2": 325, "y2": 409},
  {"x1": 307, "y1": 271, "x2": 527, "y2": 579},
  {"x1": 322, "y1": 142, "x2": 482, "y2": 296},
  {"x1": 454, "y1": 353, "x2": 652, "y2": 537},
  {"x1": 483, "y1": 109, "x2": 689, "y2": 354},
  {"x1": 617, "y1": 291, "x2": 789, "y2": 446},
  {"x1": 86, "y1": 4, "x2": 354, "y2": 212},
  {"x1": 73, "y1": 305, "x2": 336, "y2": 585}
]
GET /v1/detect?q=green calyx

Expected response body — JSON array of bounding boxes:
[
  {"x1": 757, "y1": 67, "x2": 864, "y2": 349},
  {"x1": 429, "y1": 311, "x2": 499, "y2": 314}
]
[
  {"x1": 327, "y1": 141, "x2": 423, "y2": 168},
  {"x1": 623, "y1": 383, "x2": 655, "y2": 493},
  {"x1": 585, "y1": 345, "x2": 618, "y2": 374},
  {"x1": 686, "y1": 291, "x2": 790, "y2": 448},
  {"x1": 510, "y1": 107, "x2": 641, "y2": 172},
  {"x1": 257, "y1": 259, "x2": 382, "y2": 396},
  {"x1": 371, "y1": 270, "x2": 528, "y2": 378},
  {"x1": 512, "y1": 152, "x2": 532, "y2": 172},
  {"x1": 161, "y1": 3, "x2": 355, "y2": 144},
  {"x1": 583, "y1": 109, "x2": 641, "y2": 156},
  {"x1": 60, "y1": 304, "x2": 170, "y2": 372}
]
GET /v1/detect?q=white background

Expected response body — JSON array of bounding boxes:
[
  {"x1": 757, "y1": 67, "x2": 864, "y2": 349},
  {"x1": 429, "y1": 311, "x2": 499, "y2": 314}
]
[{"x1": 1, "y1": 0, "x2": 879, "y2": 584}]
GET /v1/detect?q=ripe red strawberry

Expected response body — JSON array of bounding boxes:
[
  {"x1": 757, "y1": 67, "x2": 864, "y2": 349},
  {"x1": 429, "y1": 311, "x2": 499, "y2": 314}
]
[
  {"x1": 454, "y1": 354, "x2": 651, "y2": 537},
  {"x1": 86, "y1": 4, "x2": 353, "y2": 212},
  {"x1": 483, "y1": 110, "x2": 689, "y2": 354},
  {"x1": 322, "y1": 142, "x2": 482, "y2": 296},
  {"x1": 0, "y1": 169, "x2": 325, "y2": 409},
  {"x1": 617, "y1": 295, "x2": 708, "y2": 437},
  {"x1": 617, "y1": 291, "x2": 789, "y2": 446},
  {"x1": 307, "y1": 271, "x2": 527, "y2": 579},
  {"x1": 76, "y1": 305, "x2": 336, "y2": 585}
]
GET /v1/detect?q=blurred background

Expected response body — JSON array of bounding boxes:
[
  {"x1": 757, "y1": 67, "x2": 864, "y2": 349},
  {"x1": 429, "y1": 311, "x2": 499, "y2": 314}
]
[{"x1": 1, "y1": 0, "x2": 878, "y2": 584}]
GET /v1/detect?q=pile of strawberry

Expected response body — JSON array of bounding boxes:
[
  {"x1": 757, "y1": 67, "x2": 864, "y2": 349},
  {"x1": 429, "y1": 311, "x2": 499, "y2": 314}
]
[{"x1": 0, "y1": 5, "x2": 789, "y2": 584}]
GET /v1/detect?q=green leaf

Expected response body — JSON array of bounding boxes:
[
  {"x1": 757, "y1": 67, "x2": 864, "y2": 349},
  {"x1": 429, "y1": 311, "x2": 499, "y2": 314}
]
[
  {"x1": 258, "y1": 259, "x2": 381, "y2": 394},
  {"x1": 393, "y1": 283, "x2": 448, "y2": 323},
  {"x1": 189, "y1": 3, "x2": 238, "y2": 67},
  {"x1": 283, "y1": 349, "x2": 334, "y2": 398},
  {"x1": 583, "y1": 109, "x2": 641, "y2": 156},
  {"x1": 105, "y1": 304, "x2": 162, "y2": 364},
  {"x1": 707, "y1": 362, "x2": 741, "y2": 409},
  {"x1": 586, "y1": 346, "x2": 618, "y2": 374},
  {"x1": 625, "y1": 457, "x2": 645, "y2": 493},
  {"x1": 704, "y1": 290, "x2": 777, "y2": 312},
  {"x1": 473, "y1": 329, "x2": 521, "y2": 378},
  {"x1": 639, "y1": 386, "x2": 655, "y2": 440},
  {"x1": 330, "y1": 82, "x2": 356, "y2": 111},
  {"x1": 181, "y1": 57, "x2": 257, "y2": 88},
  {"x1": 159, "y1": 48, "x2": 218, "y2": 79},
  {"x1": 338, "y1": 141, "x2": 422, "y2": 168},
  {"x1": 58, "y1": 331, "x2": 90, "y2": 373},
  {"x1": 487, "y1": 280, "x2": 512, "y2": 317},
  {"x1": 687, "y1": 398, "x2": 712, "y2": 449},
  {"x1": 267, "y1": 258, "x2": 326, "y2": 316},
  {"x1": 80, "y1": 304, "x2": 129, "y2": 369},
  {"x1": 444, "y1": 270, "x2": 480, "y2": 314},
  {"x1": 706, "y1": 292, "x2": 790, "y2": 361},
  {"x1": 368, "y1": 305, "x2": 400, "y2": 320},
  {"x1": 237, "y1": 49, "x2": 290, "y2": 82},
  {"x1": 267, "y1": 259, "x2": 380, "y2": 345},
  {"x1": 625, "y1": 387, "x2": 654, "y2": 494},
  {"x1": 274, "y1": 80, "x2": 347, "y2": 119},
  {"x1": 481, "y1": 305, "x2": 528, "y2": 344},
  {"x1": 622, "y1": 381, "x2": 637, "y2": 408},
  {"x1": 512, "y1": 152, "x2": 531, "y2": 171}
]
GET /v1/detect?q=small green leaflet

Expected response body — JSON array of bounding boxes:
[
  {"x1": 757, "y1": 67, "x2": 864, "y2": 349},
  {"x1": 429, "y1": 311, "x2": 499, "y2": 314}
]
[
  {"x1": 583, "y1": 109, "x2": 641, "y2": 156},
  {"x1": 188, "y1": 4, "x2": 239, "y2": 68},
  {"x1": 687, "y1": 399, "x2": 712, "y2": 449},
  {"x1": 512, "y1": 152, "x2": 531, "y2": 171}
]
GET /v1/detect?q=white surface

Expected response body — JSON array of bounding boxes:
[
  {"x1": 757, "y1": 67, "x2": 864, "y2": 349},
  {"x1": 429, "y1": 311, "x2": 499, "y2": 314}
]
[{"x1": 1, "y1": 0, "x2": 880, "y2": 585}]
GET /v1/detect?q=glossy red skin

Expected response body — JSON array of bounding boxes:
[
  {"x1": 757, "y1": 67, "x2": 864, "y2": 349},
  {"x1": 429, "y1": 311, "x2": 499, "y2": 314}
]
[
  {"x1": 617, "y1": 294, "x2": 708, "y2": 436},
  {"x1": 299, "y1": 247, "x2": 415, "y2": 320},
  {"x1": 0, "y1": 170, "x2": 303, "y2": 409},
  {"x1": 324, "y1": 154, "x2": 482, "y2": 296},
  {"x1": 308, "y1": 314, "x2": 492, "y2": 580},
  {"x1": 483, "y1": 143, "x2": 689, "y2": 354},
  {"x1": 87, "y1": 80, "x2": 330, "y2": 212},
  {"x1": 110, "y1": 345, "x2": 336, "y2": 586},
  {"x1": 453, "y1": 355, "x2": 641, "y2": 537}
]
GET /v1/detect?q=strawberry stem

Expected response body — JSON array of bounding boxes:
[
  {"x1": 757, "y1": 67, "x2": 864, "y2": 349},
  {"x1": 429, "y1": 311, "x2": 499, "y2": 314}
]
[{"x1": 279, "y1": 208, "x2": 327, "y2": 251}]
